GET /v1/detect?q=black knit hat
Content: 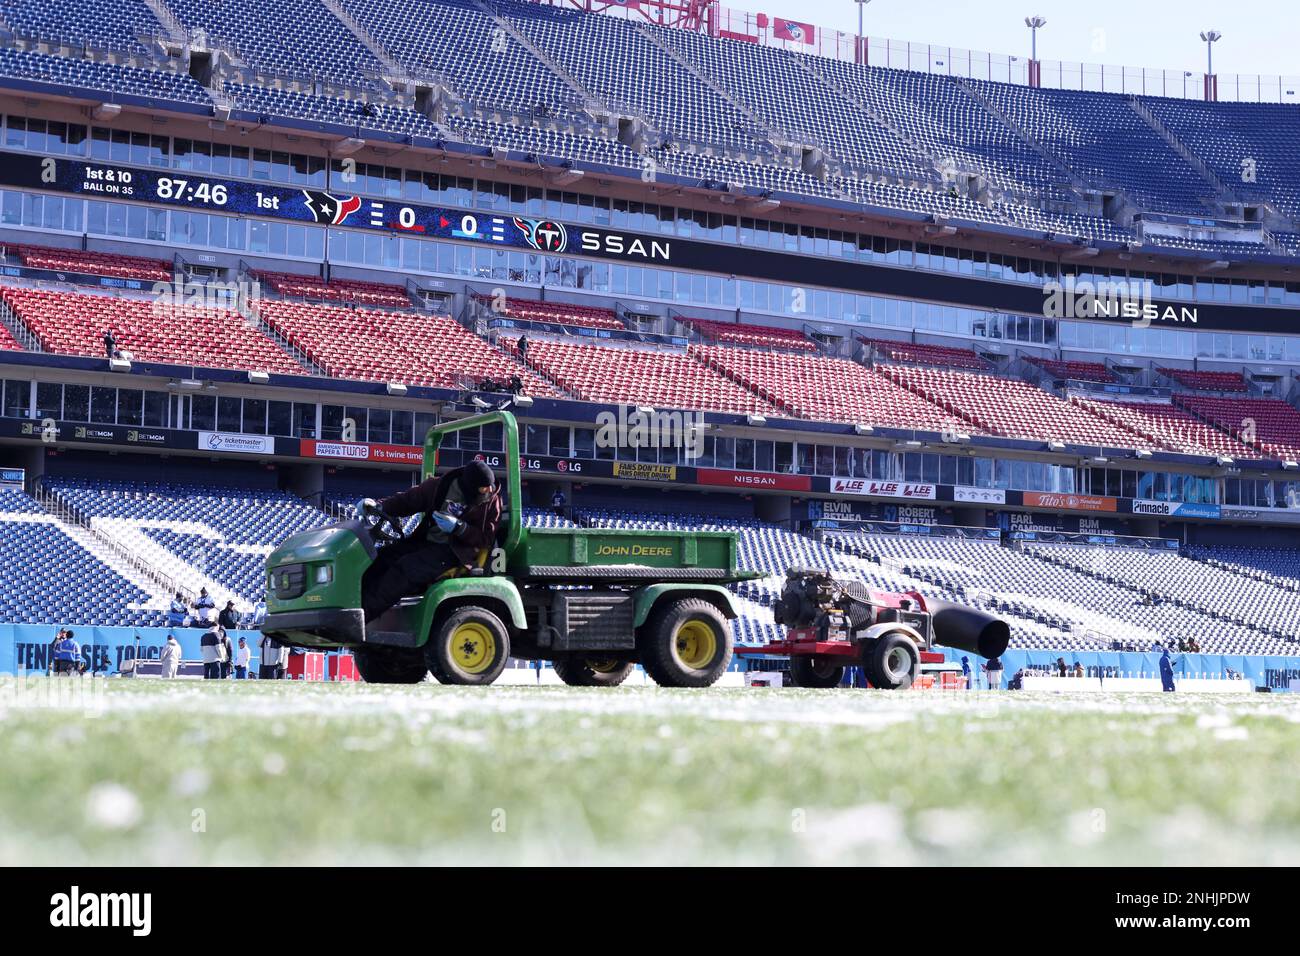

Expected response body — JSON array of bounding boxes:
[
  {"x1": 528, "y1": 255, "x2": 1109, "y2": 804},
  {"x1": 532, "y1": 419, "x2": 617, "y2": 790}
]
[{"x1": 459, "y1": 460, "x2": 496, "y2": 496}]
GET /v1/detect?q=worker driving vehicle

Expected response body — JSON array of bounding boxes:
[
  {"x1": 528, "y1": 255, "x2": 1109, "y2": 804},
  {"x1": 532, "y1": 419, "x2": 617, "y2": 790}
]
[{"x1": 358, "y1": 460, "x2": 502, "y2": 622}]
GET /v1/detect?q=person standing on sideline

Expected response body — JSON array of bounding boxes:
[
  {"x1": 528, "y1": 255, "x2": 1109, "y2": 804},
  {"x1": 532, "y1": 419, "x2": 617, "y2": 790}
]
[
  {"x1": 220, "y1": 629, "x2": 234, "y2": 679},
  {"x1": 200, "y1": 624, "x2": 225, "y2": 680},
  {"x1": 233, "y1": 637, "x2": 251, "y2": 679},
  {"x1": 259, "y1": 633, "x2": 287, "y2": 680},
  {"x1": 160, "y1": 633, "x2": 181, "y2": 679},
  {"x1": 960, "y1": 656, "x2": 971, "y2": 690},
  {"x1": 984, "y1": 656, "x2": 1004, "y2": 690},
  {"x1": 1159, "y1": 645, "x2": 1176, "y2": 693},
  {"x1": 51, "y1": 629, "x2": 81, "y2": 676}
]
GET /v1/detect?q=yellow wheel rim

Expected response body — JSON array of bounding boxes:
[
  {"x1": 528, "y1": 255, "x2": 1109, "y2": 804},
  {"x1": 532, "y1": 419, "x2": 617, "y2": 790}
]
[
  {"x1": 449, "y1": 622, "x2": 496, "y2": 674},
  {"x1": 588, "y1": 658, "x2": 621, "y2": 673},
  {"x1": 675, "y1": 620, "x2": 718, "y2": 670}
]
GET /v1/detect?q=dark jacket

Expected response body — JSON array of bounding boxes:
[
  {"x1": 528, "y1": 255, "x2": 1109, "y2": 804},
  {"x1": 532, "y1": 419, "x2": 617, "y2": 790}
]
[
  {"x1": 219, "y1": 607, "x2": 240, "y2": 630},
  {"x1": 380, "y1": 468, "x2": 503, "y2": 567}
]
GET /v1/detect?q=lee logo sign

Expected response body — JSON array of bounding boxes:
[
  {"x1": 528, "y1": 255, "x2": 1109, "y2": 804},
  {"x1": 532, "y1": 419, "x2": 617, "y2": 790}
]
[{"x1": 830, "y1": 479, "x2": 936, "y2": 500}]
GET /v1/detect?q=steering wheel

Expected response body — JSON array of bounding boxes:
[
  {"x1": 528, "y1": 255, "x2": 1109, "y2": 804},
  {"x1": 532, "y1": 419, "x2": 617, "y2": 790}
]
[{"x1": 360, "y1": 500, "x2": 405, "y2": 544}]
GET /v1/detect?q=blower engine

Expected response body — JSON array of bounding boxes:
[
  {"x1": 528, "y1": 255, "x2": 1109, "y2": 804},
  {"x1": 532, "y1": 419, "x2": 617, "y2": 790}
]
[{"x1": 764, "y1": 567, "x2": 1008, "y2": 686}]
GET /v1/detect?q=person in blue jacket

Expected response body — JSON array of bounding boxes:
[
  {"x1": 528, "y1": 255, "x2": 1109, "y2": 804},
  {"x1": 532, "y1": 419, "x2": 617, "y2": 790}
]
[
  {"x1": 960, "y1": 656, "x2": 971, "y2": 689},
  {"x1": 1159, "y1": 645, "x2": 1176, "y2": 692},
  {"x1": 52, "y1": 629, "x2": 82, "y2": 676}
]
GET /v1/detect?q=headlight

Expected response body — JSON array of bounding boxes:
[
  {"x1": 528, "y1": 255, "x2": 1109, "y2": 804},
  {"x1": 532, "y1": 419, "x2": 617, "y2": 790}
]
[{"x1": 314, "y1": 565, "x2": 333, "y2": 585}]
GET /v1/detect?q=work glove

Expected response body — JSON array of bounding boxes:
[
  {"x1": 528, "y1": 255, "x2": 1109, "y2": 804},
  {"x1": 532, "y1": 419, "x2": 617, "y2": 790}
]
[
  {"x1": 354, "y1": 497, "x2": 377, "y2": 519},
  {"x1": 432, "y1": 511, "x2": 460, "y2": 535}
]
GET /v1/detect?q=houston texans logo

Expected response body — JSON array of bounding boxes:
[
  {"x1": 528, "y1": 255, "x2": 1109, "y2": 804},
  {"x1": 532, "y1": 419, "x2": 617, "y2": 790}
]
[
  {"x1": 513, "y1": 217, "x2": 567, "y2": 253},
  {"x1": 302, "y1": 190, "x2": 362, "y2": 226}
]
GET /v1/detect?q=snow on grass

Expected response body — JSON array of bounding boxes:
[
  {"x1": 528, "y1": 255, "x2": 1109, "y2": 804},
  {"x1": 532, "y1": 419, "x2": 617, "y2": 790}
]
[{"x1": 0, "y1": 677, "x2": 1298, "y2": 865}]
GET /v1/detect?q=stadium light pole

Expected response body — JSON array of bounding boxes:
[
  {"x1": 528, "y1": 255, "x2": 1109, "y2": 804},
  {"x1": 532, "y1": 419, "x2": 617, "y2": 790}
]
[
  {"x1": 1199, "y1": 30, "x2": 1221, "y2": 100},
  {"x1": 855, "y1": 0, "x2": 874, "y2": 66},
  {"x1": 1025, "y1": 16, "x2": 1046, "y2": 87}
]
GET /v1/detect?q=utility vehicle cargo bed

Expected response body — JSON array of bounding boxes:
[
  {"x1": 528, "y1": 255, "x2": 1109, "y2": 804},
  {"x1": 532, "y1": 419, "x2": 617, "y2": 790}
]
[{"x1": 514, "y1": 528, "x2": 757, "y2": 583}]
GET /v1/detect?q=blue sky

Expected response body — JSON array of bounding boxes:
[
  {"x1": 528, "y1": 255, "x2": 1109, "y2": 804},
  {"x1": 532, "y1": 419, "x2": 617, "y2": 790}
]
[{"x1": 714, "y1": 0, "x2": 1298, "y2": 79}]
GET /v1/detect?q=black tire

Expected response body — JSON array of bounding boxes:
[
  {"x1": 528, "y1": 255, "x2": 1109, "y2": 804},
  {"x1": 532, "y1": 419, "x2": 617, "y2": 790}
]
[
  {"x1": 867, "y1": 632, "x2": 919, "y2": 690},
  {"x1": 788, "y1": 655, "x2": 845, "y2": 689},
  {"x1": 351, "y1": 645, "x2": 427, "y2": 684},
  {"x1": 637, "y1": 598, "x2": 732, "y2": 688},
  {"x1": 426, "y1": 606, "x2": 510, "y2": 685},
  {"x1": 552, "y1": 656, "x2": 635, "y2": 687}
]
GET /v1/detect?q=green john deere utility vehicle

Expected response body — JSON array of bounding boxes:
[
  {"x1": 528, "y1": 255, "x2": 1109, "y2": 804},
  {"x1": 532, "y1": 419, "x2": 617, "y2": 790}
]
[{"x1": 262, "y1": 410, "x2": 758, "y2": 686}]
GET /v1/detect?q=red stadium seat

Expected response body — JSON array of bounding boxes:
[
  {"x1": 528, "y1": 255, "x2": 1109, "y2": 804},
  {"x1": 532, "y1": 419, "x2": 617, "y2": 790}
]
[
  {"x1": 503, "y1": 337, "x2": 775, "y2": 413},
  {"x1": 861, "y1": 337, "x2": 992, "y2": 371},
  {"x1": 14, "y1": 244, "x2": 173, "y2": 282},
  {"x1": 0, "y1": 284, "x2": 301, "y2": 374},
  {"x1": 476, "y1": 295, "x2": 626, "y2": 332},
  {"x1": 255, "y1": 270, "x2": 411, "y2": 308},
  {"x1": 693, "y1": 345, "x2": 974, "y2": 429},
  {"x1": 686, "y1": 318, "x2": 818, "y2": 352},
  {"x1": 259, "y1": 301, "x2": 558, "y2": 392},
  {"x1": 1158, "y1": 367, "x2": 1249, "y2": 392}
]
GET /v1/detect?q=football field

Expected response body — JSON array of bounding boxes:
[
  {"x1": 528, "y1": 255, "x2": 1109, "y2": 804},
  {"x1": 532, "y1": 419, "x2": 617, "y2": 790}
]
[{"x1": 2, "y1": 676, "x2": 1298, "y2": 866}]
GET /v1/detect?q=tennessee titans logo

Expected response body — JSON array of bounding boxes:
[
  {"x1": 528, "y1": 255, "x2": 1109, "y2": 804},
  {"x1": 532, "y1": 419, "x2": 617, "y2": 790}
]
[
  {"x1": 786, "y1": 23, "x2": 805, "y2": 41},
  {"x1": 302, "y1": 190, "x2": 362, "y2": 226},
  {"x1": 513, "y1": 217, "x2": 567, "y2": 253}
]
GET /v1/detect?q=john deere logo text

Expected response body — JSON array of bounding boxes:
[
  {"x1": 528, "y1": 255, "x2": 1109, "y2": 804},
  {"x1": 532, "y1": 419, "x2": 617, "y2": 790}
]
[{"x1": 595, "y1": 544, "x2": 674, "y2": 557}]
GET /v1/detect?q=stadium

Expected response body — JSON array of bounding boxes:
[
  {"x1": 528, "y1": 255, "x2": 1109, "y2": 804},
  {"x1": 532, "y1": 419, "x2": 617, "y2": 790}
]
[{"x1": 1, "y1": 0, "x2": 1299, "y2": 869}]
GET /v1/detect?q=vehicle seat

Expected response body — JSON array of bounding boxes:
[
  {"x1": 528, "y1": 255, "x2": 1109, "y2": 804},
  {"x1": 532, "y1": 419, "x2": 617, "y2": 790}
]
[{"x1": 435, "y1": 547, "x2": 492, "y2": 582}]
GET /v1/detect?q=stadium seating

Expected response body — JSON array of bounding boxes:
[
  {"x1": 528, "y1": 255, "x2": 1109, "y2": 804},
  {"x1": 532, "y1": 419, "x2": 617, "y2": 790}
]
[
  {"x1": 1174, "y1": 395, "x2": 1300, "y2": 460},
  {"x1": 15, "y1": 245, "x2": 173, "y2": 282},
  {"x1": 1071, "y1": 397, "x2": 1256, "y2": 458},
  {"x1": 694, "y1": 345, "x2": 973, "y2": 430},
  {"x1": 257, "y1": 299, "x2": 558, "y2": 392},
  {"x1": 256, "y1": 271, "x2": 411, "y2": 308},
  {"x1": 224, "y1": 84, "x2": 444, "y2": 140},
  {"x1": 1026, "y1": 357, "x2": 1117, "y2": 383},
  {"x1": 482, "y1": 296, "x2": 625, "y2": 331},
  {"x1": 968, "y1": 81, "x2": 1217, "y2": 214},
  {"x1": 505, "y1": 337, "x2": 778, "y2": 413},
  {"x1": 1188, "y1": 545, "x2": 1300, "y2": 590},
  {"x1": 0, "y1": 0, "x2": 165, "y2": 54},
  {"x1": 685, "y1": 318, "x2": 817, "y2": 352},
  {"x1": 0, "y1": 486, "x2": 161, "y2": 627},
  {"x1": 167, "y1": 0, "x2": 386, "y2": 89},
  {"x1": 0, "y1": 319, "x2": 24, "y2": 352},
  {"x1": 861, "y1": 337, "x2": 992, "y2": 370},
  {"x1": 0, "y1": 46, "x2": 214, "y2": 107},
  {"x1": 1158, "y1": 367, "x2": 1249, "y2": 392},
  {"x1": 883, "y1": 364, "x2": 1148, "y2": 448},
  {"x1": 1141, "y1": 98, "x2": 1300, "y2": 218},
  {"x1": 0, "y1": 285, "x2": 304, "y2": 374},
  {"x1": 46, "y1": 477, "x2": 335, "y2": 604},
  {"x1": 1028, "y1": 543, "x2": 1298, "y2": 654},
  {"x1": 838, "y1": 531, "x2": 1292, "y2": 654}
]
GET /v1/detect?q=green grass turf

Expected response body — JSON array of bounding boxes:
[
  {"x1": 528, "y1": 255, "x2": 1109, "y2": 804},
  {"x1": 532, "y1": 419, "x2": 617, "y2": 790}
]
[{"x1": 1, "y1": 676, "x2": 1297, "y2": 865}]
